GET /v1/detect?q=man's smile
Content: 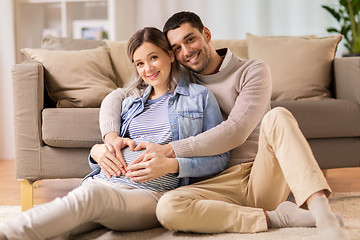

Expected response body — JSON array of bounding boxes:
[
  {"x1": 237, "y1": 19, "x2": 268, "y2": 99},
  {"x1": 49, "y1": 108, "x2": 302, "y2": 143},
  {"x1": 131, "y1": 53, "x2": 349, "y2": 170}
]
[{"x1": 186, "y1": 52, "x2": 200, "y2": 64}]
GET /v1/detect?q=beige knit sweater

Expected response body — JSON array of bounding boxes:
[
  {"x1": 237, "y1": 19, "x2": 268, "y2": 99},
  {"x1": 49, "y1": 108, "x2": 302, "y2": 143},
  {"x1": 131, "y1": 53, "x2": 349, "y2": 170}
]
[{"x1": 99, "y1": 49, "x2": 272, "y2": 168}]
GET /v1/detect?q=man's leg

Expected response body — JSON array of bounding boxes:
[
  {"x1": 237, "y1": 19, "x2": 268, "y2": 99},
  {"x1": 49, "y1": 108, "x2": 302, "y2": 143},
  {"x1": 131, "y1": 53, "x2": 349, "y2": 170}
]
[
  {"x1": 247, "y1": 107, "x2": 332, "y2": 210},
  {"x1": 157, "y1": 164, "x2": 268, "y2": 233},
  {"x1": 248, "y1": 107, "x2": 346, "y2": 239}
]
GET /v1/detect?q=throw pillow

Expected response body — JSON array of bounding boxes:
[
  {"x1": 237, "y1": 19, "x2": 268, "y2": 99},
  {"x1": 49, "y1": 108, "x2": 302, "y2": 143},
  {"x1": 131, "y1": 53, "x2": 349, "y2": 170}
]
[
  {"x1": 41, "y1": 35, "x2": 107, "y2": 50},
  {"x1": 212, "y1": 36, "x2": 317, "y2": 60},
  {"x1": 21, "y1": 46, "x2": 117, "y2": 108},
  {"x1": 213, "y1": 40, "x2": 249, "y2": 59},
  {"x1": 105, "y1": 40, "x2": 135, "y2": 88},
  {"x1": 246, "y1": 33, "x2": 343, "y2": 101}
]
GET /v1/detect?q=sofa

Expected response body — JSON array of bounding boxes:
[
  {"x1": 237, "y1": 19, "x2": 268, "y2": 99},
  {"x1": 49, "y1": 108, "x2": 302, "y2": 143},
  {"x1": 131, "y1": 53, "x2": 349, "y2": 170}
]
[{"x1": 12, "y1": 35, "x2": 360, "y2": 212}]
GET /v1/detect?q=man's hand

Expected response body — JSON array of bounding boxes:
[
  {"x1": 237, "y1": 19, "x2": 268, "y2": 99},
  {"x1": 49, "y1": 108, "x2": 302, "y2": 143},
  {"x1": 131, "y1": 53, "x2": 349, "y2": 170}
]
[
  {"x1": 126, "y1": 153, "x2": 179, "y2": 183},
  {"x1": 129, "y1": 142, "x2": 176, "y2": 166}
]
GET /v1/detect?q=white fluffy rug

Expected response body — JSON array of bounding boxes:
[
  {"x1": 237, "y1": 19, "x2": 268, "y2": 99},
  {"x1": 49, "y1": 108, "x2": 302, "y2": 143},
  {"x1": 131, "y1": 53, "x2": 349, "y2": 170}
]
[{"x1": 1, "y1": 192, "x2": 359, "y2": 239}]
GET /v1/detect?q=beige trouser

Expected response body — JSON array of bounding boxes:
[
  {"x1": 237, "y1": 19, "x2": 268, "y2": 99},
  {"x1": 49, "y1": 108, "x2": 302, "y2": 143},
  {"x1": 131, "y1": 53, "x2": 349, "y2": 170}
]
[
  {"x1": 1, "y1": 178, "x2": 162, "y2": 240},
  {"x1": 156, "y1": 107, "x2": 331, "y2": 233}
]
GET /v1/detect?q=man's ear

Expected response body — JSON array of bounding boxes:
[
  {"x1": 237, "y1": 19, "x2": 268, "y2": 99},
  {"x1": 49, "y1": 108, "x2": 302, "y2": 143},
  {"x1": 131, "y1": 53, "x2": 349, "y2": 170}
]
[
  {"x1": 169, "y1": 51, "x2": 175, "y2": 63},
  {"x1": 203, "y1": 27, "x2": 212, "y2": 43}
]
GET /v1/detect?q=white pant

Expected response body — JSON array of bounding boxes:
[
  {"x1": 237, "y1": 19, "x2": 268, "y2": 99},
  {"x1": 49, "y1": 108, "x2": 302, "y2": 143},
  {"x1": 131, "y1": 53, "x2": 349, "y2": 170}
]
[{"x1": 1, "y1": 178, "x2": 162, "y2": 240}]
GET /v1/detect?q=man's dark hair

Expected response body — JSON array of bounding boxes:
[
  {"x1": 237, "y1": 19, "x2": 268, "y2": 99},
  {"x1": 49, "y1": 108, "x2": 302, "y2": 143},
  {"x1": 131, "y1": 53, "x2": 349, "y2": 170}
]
[{"x1": 163, "y1": 11, "x2": 204, "y2": 37}]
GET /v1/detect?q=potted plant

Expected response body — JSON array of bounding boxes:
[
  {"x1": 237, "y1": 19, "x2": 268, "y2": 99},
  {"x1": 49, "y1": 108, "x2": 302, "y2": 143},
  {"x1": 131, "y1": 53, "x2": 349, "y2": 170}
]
[{"x1": 322, "y1": 0, "x2": 360, "y2": 56}]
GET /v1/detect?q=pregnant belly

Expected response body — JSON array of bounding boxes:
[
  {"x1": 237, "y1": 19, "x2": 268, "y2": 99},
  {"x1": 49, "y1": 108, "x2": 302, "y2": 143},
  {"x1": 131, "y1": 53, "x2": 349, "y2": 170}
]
[
  {"x1": 120, "y1": 146, "x2": 180, "y2": 191},
  {"x1": 121, "y1": 147, "x2": 145, "y2": 166}
]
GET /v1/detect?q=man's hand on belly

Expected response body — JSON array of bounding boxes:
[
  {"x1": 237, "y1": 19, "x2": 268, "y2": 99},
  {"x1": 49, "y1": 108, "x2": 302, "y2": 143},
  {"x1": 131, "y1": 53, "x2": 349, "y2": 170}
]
[
  {"x1": 130, "y1": 142, "x2": 176, "y2": 166},
  {"x1": 126, "y1": 153, "x2": 179, "y2": 183}
]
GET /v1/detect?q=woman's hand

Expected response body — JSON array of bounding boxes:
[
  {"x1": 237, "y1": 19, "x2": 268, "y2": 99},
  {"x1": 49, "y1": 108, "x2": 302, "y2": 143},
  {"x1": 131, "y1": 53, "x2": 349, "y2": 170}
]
[
  {"x1": 125, "y1": 153, "x2": 179, "y2": 183},
  {"x1": 104, "y1": 132, "x2": 136, "y2": 162},
  {"x1": 91, "y1": 133, "x2": 136, "y2": 177},
  {"x1": 90, "y1": 143, "x2": 121, "y2": 178}
]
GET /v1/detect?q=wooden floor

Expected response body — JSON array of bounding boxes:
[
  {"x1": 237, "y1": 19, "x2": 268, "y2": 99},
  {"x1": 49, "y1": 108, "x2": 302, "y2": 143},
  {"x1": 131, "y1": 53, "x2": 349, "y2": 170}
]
[{"x1": 0, "y1": 159, "x2": 360, "y2": 206}]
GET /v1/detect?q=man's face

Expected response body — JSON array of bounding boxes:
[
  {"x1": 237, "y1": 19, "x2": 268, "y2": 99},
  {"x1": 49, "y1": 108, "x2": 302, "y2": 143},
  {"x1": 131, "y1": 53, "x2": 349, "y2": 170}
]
[{"x1": 167, "y1": 23, "x2": 212, "y2": 74}]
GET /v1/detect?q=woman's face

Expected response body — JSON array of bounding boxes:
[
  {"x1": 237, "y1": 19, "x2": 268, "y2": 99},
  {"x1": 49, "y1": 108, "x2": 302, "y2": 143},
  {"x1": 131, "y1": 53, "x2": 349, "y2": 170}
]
[{"x1": 133, "y1": 42, "x2": 174, "y2": 96}]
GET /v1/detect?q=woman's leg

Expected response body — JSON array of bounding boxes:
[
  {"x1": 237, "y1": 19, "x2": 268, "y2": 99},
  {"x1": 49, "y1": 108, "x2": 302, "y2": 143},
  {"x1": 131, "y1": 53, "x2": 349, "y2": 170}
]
[
  {"x1": 1, "y1": 178, "x2": 160, "y2": 240},
  {"x1": 90, "y1": 180, "x2": 161, "y2": 231},
  {"x1": 1, "y1": 182, "x2": 101, "y2": 240}
]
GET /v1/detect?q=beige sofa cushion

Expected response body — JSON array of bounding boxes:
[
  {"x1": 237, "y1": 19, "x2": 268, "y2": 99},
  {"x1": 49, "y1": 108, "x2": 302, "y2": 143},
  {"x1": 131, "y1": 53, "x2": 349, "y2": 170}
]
[
  {"x1": 247, "y1": 33, "x2": 343, "y2": 101},
  {"x1": 105, "y1": 40, "x2": 135, "y2": 88},
  {"x1": 271, "y1": 99, "x2": 360, "y2": 139},
  {"x1": 212, "y1": 36, "x2": 317, "y2": 60},
  {"x1": 21, "y1": 46, "x2": 117, "y2": 108},
  {"x1": 212, "y1": 39, "x2": 249, "y2": 59},
  {"x1": 41, "y1": 35, "x2": 107, "y2": 50},
  {"x1": 42, "y1": 108, "x2": 102, "y2": 148}
]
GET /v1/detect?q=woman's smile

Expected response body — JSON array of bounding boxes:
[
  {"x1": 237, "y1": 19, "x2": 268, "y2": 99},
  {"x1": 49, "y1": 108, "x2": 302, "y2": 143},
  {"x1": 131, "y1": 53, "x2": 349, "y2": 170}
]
[{"x1": 147, "y1": 71, "x2": 160, "y2": 80}]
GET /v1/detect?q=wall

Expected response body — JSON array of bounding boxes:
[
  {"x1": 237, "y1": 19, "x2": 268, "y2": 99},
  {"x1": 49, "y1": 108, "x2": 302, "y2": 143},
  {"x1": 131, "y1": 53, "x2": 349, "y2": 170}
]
[
  {"x1": 114, "y1": 0, "x2": 344, "y2": 54},
  {"x1": 117, "y1": 1, "x2": 337, "y2": 36},
  {"x1": 0, "y1": 0, "x2": 15, "y2": 160}
]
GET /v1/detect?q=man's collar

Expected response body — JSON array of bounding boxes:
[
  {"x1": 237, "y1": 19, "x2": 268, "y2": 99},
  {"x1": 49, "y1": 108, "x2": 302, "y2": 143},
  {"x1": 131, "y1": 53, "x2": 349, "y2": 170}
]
[
  {"x1": 217, "y1": 48, "x2": 232, "y2": 72},
  {"x1": 216, "y1": 48, "x2": 228, "y2": 57}
]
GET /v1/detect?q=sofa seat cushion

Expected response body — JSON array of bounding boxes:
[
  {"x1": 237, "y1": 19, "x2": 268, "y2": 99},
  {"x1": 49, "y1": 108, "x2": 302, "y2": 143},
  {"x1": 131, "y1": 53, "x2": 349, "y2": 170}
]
[
  {"x1": 271, "y1": 99, "x2": 360, "y2": 139},
  {"x1": 42, "y1": 108, "x2": 103, "y2": 148},
  {"x1": 42, "y1": 99, "x2": 360, "y2": 148}
]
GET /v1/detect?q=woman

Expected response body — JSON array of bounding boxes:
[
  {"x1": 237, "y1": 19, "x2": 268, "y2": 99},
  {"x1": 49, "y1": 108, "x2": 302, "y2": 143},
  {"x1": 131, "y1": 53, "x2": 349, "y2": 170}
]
[{"x1": 0, "y1": 27, "x2": 228, "y2": 240}]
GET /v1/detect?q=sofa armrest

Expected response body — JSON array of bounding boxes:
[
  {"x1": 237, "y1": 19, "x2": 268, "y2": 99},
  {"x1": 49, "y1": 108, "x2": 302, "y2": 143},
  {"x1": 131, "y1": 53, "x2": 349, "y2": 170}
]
[
  {"x1": 12, "y1": 60, "x2": 44, "y2": 181},
  {"x1": 334, "y1": 57, "x2": 360, "y2": 105}
]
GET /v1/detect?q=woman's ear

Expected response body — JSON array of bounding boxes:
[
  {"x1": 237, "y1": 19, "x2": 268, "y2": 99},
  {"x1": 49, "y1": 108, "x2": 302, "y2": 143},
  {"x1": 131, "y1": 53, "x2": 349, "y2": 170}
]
[
  {"x1": 169, "y1": 51, "x2": 175, "y2": 63},
  {"x1": 203, "y1": 27, "x2": 211, "y2": 43}
]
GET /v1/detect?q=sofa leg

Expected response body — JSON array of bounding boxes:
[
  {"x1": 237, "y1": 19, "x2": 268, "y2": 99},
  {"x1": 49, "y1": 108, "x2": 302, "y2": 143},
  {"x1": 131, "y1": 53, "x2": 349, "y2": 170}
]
[
  {"x1": 322, "y1": 169, "x2": 328, "y2": 178},
  {"x1": 20, "y1": 180, "x2": 34, "y2": 211}
]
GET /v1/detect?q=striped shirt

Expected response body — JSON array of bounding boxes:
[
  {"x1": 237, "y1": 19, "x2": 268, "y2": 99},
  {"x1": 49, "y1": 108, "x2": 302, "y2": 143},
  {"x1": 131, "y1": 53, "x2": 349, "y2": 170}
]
[{"x1": 94, "y1": 93, "x2": 180, "y2": 192}]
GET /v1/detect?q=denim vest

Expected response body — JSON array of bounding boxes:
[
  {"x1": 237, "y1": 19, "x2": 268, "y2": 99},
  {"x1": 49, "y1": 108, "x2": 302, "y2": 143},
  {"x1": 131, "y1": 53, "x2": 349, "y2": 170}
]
[{"x1": 88, "y1": 78, "x2": 229, "y2": 187}]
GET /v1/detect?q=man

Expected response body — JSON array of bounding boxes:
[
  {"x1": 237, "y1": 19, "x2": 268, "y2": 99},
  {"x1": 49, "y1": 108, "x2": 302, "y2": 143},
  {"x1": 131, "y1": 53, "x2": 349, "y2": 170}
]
[{"x1": 93, "y1": 11, "x2": 346, "y2": 240}]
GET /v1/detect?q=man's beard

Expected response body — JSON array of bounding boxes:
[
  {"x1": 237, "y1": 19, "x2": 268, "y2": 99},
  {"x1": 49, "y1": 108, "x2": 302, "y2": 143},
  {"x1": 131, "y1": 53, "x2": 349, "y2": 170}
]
[{"x1": 183, "y1": 47, "x2": 212, "y2": 74}]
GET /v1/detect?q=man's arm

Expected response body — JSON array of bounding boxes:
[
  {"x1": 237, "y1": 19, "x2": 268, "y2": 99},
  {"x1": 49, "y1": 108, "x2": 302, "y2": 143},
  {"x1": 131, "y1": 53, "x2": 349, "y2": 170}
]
[
  {"x1": 171, "y1": 60, "x2": 272, "y2": 158},
  {"x1": 99, "y1": 88, "x2": 126, "y2": 139}
]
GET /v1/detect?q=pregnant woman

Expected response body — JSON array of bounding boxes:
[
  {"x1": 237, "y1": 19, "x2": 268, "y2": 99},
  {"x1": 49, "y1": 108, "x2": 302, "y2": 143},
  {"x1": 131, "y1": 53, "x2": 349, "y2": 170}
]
[{"x1": 0, "y1": 27, "x2": 228, "y2": 240}]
